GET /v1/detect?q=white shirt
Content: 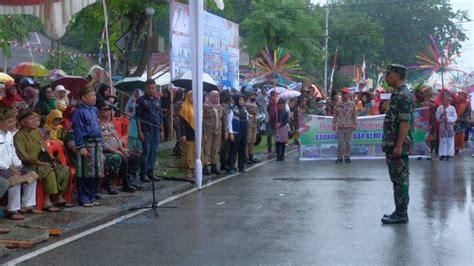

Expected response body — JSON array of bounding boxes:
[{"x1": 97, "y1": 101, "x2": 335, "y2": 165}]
[
  {"x1": 435, "y1": 105, "x2": 457, "y2": 123},
  {"x1": 0, "y1": 130, "x2": 22, "y2": 170}
]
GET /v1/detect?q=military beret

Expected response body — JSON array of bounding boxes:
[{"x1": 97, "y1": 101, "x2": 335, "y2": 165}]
[{"x1": 386, "y1": 64, "x2": 407, "y2": 75}]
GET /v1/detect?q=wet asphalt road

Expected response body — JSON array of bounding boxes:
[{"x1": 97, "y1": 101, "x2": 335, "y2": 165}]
[{"x1": 18, "y1": 151, "x2": 474, "y2": 265}]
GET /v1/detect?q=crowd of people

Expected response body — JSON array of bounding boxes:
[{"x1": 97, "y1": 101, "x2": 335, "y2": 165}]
[{"x1": 0, "y1": 73, "x2": 472, "y2": 233}]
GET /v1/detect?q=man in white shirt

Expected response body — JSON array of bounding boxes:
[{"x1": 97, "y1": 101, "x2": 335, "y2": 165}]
[
  {"x1": 0, "y1": 107, "x2": 40, "y2": 221},
  {"x1": 436, "y1": 95, "x2": 457, "y2": 161}
]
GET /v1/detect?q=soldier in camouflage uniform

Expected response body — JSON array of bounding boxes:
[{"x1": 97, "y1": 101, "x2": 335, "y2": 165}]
[
  {"x1": 381, "y1": 64, "x2": 414, "y2": 224},
  {"x1": 245, "y1": 92, "x2": 260, "y2": 164}
]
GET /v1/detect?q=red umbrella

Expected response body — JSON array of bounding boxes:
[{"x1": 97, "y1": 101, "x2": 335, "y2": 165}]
[{"x1": 51, "y1": 76, "x2": 88, "y2": 99}]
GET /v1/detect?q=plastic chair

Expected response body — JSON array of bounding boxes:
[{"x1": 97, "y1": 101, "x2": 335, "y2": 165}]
[
  {"x1": 36, "y1": 140, "x2": 75, "y2": 210},
  {"x1": 112, "y1": 116, "x2": 129, "y2": 147}
]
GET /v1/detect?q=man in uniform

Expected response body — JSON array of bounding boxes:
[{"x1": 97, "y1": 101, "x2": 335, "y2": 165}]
[
  {"x1": 333, "y1": 87, "x2": 357, "y2": 163},
  {"x1": 246, "y1": 92, "x2": 260, "y2": 164},
  {"x1": 381, "y1": 64, "x2": 414, "y2": 224}
]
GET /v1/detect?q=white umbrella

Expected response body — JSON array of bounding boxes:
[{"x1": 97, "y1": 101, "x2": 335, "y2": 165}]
[
  {"x1": 171, "y1": 70, "x2": 218, "y2": 92},
  {"x1": 279, "y1": 90, "x2": 301, "y2": 100},
  {"x1": 267, "y1": 86, "x2": 286, "y2": 94}
]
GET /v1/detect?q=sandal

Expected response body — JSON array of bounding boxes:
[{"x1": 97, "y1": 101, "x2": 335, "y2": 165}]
[
  {"x1": 55, "y1": 202, "x2": 75, "y2": 208},
  {"x1": 19, "y1": 208, "x2": 43, "y2": 214},
  {"x1": 92, "y1": 202, "x2": 100, "y2": 206},
  {"x1": 7, "y1": 211, "x2": 24, "y2": 220},
  {"x1": 42, "y1": 205, "x2": 60, "y2": 212},
  {"x1": 81, "y1": 203, "x2": 94, "y2": 207},
  {"x1": 0, "y1": 227, "x2": 10, "y2": 234}
]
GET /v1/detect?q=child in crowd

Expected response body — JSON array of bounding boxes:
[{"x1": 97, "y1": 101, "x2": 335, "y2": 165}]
[
  {"x1": 44, "y1": 109, "x2": 65, "y2": 146},
  {"x1": 72, "y1": 85, "x2": 104, "y2": 207}
]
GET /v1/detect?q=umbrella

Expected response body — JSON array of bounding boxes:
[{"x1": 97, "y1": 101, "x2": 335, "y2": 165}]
[
  {"x1": 49, "y1": 69, "x2": 67, "y2": 80},
  {"x1": 88, "y1": 65, "x2": 111, "y2": 84},
  {"x1": 279, "y1": 90, "x2": 301, "y2": 100},
  {"x1": 267, "y1": 86, "x2": 286, "y2": 94},
  {"x1": 114, "y1": 77, "x2": 146, "y2": 93},
  {"x1": 52, "y1": 76, "x2": 88, "y2": 99},
  {"x1": 9, "y1": 62, "x2": 49, "y2": 77},
  {"x1": 0, "y1": 72, "x2": 14, "y2": 83},
  {"x1": 171, "y1": 71, "x2": 218, "y2": 92}
]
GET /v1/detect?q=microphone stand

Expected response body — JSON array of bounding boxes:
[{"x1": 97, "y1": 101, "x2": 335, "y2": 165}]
[{"x1": 112, "y1": 94, "x2": 177, "y2": 217}]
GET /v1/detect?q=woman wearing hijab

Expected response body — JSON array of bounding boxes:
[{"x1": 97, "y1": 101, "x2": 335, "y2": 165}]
[
  {"x1": 53, "y1": 85, "x2": 70, "y2": 112},
  {"x1": 125, "y1": 89, "x2": 144, "y2": 153},
  {"x1": 43, "y1": 109, "x2": 65, "y2": 146},
  {"x1": 226, "y1": 94, "x2": 249, "y2": 174},
  {"x1": 34, "y1": 85, "x2": 57, "y2": 124},
  {"x1": 1, "y1": 82, "x2": 25, "y2": 109},
  {"x1": 179, "y1": 91, "x2": 196, "y2": 180},
  {"x1": 454, "y1": 91, "x2": 471, "y2": 152}
]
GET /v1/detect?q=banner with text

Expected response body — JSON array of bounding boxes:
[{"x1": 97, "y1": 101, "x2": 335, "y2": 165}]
[{"x1": 299, "y1": 108, "x2": 431, "y2": 160}]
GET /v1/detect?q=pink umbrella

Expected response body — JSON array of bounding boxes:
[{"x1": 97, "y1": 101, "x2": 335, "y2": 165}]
[
  {"x1": 49, "y1": 69, "x2": 67, "y2": 80},
  {"x1": 87, "y1": 65, "x2": 111, "y2": 85},
  {"x1": 279, "y1": 90, "x2": 301, "y2": 100}
]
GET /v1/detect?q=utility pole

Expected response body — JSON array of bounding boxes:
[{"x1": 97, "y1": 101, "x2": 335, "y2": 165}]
[{"x1": 323, "y1": 0, "x2": 329, "y2": 98}]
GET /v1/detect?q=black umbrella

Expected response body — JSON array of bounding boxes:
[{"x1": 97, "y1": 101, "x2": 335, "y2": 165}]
[{"x1": 171, "y1": 71, "x2": 218, "y2": 92}]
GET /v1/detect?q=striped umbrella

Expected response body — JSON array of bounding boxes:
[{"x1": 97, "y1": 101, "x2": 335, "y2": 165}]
[{"x1": 10, "y1": 62, "x2": 49, "y2": 77}]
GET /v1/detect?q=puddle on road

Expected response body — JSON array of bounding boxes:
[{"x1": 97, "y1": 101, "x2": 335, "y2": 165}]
[{"x1": 273, "y1": 177, "x2": 377, "y2": 182}]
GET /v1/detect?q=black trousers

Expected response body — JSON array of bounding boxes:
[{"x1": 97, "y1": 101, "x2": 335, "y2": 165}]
[
  {"x1": 118, "y1": 151, "x2": 141, "y2": 187},
  {"x1": 275, "y1": 142, "x2": 286, "y2": 160},
  {"x1": 220, "y1": 139, "x2": 231, "y2": 169},
  {"x1": 228, "y1": 132, "x2": 247, "y2": 170}
]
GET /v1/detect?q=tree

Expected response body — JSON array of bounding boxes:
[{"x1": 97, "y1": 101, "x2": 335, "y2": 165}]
[
  {"x1": 0, "y1": 14, "x2": 42, "y2": 57},
  {"x1": 44, "y1": 53, "x2": 93, "y2": 77},
  {"x1": 241, "y1": 0, "x2": 325, "y2": 79}
]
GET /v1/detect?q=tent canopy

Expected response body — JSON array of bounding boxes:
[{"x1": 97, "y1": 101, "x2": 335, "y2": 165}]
[{"x1": 0, "y1": 0, "x2": 97, "y2": 40}]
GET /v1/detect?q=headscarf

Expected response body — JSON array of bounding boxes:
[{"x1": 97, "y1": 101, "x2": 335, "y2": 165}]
[
  {"x1": 36, "y1": 85, "x2": 57, "y2": 116},
  {"x1": 456, "y1": 91, "x2": 469, "y2": 117},
  {"x1": 22, "y1": 86, "x2": 37, "y2": 107},
  {"x1": 2, "y1": 82, "x2": 24, "y2": 108},
  {"x1": 179, "y1": 91, "x2": 194, "y2": 130},
  {"x1": 206, "y1": 90, "x2": 220, "y2": 108},
  {"x1": 54, "y1": 85, "x2": 70, "y2": 110},
  {"x1": 44, "y1": 109, "x2": 63, "y2": 131}
]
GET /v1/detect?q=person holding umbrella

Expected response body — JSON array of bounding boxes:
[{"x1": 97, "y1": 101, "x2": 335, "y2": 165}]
[{"x1": 136, "y1": 79, "x2": 164, "y2": 182}]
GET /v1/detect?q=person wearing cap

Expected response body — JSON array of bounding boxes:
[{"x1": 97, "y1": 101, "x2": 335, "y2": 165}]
[
  {"x1": 333, "y1": 87, "x2": 357, "y2": 164},
  {"x1": 0, "y1": 106, "x2": 40, "y2": 221},
  {"x1": 14, "y1": 111, "x2": 70, "y2": 212},
  {"x1": 136, "y1": 79, "x2": 164, "y2": 182},
  {"x1": 98, "y1": 103, "x2": 138, "y2": 193},
  {"x1": 381, "y1": 64, "x2": 414, "y2": 224},
  {"x1": 71, "y1": 84, "x2": 104, "y2": 207},
  {"x1": 245, "y1": 91, "x2": 260, "y2": 164},
  {"x1": 54, "y1": 85, "x2": 70, "y2": 112}
]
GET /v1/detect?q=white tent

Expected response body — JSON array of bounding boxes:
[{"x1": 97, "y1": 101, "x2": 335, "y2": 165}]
[{"x1": 0, "y1": 0, "x2": 97, "y2": 40}]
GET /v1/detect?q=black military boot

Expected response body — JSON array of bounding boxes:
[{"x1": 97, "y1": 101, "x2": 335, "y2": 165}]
[
  {"x1": 210, "y1": 164, "x2": 220, "y2": 175},
  {"x1": 203, "y1": 165, "x2": 211, "y2": 175},
  {"x1": 102, "y1": 176, "x2": 118, "y2": 195},
  {"x1": 381, "y1": 206, "x2": 408, "y2": 224},
  {"x1": 246, "y1": 155, "x2": 255, "y2": 165},
  {"x1": 122, "y1": 175, "x2": 137, "y2": 193}
]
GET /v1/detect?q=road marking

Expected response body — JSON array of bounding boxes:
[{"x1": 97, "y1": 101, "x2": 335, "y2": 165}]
[{"x1": 4, "y1": 151, "x2": 295, "y2": 265}]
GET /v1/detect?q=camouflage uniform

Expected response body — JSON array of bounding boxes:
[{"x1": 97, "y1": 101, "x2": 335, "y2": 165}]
[
  {"x1": 381, "y1": 84, "x2": 414, "y2": 216},
  {"x1": 219, "y1": 103, "x2": 231, "y2": 170},
  {"x1": 246, "y1": 102, "x2": 258, "y2": 156},
  {"x1": 202, "y1": 103, "x2": 226, "y2": 165}
]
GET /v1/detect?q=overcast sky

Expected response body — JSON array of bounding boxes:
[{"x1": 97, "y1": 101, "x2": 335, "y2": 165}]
[{"x1": 310, "y1": 0, "x2": 474, "y2": 71}]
